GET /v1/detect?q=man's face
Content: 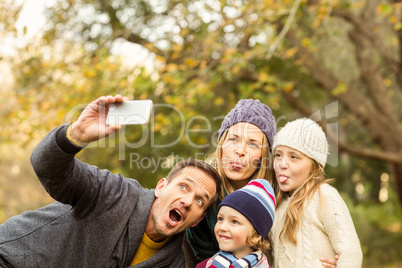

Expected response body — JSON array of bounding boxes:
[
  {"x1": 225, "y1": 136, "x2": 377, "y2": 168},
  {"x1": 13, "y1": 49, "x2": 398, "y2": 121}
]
[{"x1": 147, "y1": 167, "x2": 217, "y2": 241}]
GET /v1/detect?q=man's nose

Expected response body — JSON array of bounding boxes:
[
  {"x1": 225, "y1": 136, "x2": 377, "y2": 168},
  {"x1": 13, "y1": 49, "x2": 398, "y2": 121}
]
[{"x1": 180, "y1": 194, "x2": 194, "y2": 208}]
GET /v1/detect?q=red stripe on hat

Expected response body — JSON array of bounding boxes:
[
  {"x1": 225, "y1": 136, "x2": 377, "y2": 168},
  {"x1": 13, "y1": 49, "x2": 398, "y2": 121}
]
[{"x1": 248, "y1": 181, "x2": 276, "y2": 208}]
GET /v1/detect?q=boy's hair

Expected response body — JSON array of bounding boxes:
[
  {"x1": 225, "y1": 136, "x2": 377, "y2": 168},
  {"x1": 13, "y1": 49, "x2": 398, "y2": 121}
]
[
  {"x1": 166, "y1": 159, "x2": 222, "y2": 208},
  {"x1": 247, "y1": 230, "x2": 270, "y2": 251}
]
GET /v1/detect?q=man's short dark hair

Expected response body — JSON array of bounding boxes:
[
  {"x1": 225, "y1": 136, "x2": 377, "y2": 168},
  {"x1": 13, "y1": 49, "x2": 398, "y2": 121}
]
[{"x1": 166, "y1": 159, "x2": 222, "y2": 208}]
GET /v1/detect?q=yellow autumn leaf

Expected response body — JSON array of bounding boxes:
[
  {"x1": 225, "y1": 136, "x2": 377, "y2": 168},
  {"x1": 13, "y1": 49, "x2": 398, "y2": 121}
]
[
  {"x1": 383, "y1": 79, "x2": 392, "y2": 87},
  {"x1": 155, "y1": 55, "x2": 165, "y2": 63},
  {"x1": 283, "y1": 82, "x2": 294, "y2": 92},
  {"x1": 284, "y1": 47, "x2": 298, "y2": 58},
  {"x1": 331, "y1": 82, "x2": 348, "y2": 96},
  {"x1": 84, "y1": 70, "x2": 96, "y2": 78},
  {"x1": 214, "y1": 97, "x2": 224, "y2": 106},
  {"x1": 301, "y1": 38, "x2": 311, "y2": 47},
  {"x1": 184, "y1": 58, "x2": 198, "y2": 68}
]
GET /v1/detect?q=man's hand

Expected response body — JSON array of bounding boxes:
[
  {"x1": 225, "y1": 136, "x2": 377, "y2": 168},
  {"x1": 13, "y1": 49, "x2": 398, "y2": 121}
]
[
  {"x1": 320, "y1": 255, "x2": 339, "y2": 267},
  {"x1": 70, "y1": 95, "x2": 127, "y2": 144}
]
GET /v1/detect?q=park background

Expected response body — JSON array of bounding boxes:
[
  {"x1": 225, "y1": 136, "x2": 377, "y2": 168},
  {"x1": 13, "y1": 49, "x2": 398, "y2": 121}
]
[{"x1": 0, "y1": 0, "x2": 401, "y2": 267}]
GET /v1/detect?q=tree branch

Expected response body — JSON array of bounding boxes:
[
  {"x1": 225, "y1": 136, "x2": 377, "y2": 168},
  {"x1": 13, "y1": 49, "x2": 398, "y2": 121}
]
[
  {"x1": 331, "y1": 8, "x2": 400, "y2": 75},
  {"x1": 282, "y1": 91, "x2": 402, "y2": 164},
  {"x1": 266, "y1": 0, "x2": 302, "y2": 60},
  {"x1": 286, "y1": 29, "x2": 402, "y2": 150}
]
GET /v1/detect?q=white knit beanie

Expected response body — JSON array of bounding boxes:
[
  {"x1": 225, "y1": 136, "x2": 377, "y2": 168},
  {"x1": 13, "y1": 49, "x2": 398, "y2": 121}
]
[{"x1": 272, "y1": 118, "x2": 328, "y2": 167}]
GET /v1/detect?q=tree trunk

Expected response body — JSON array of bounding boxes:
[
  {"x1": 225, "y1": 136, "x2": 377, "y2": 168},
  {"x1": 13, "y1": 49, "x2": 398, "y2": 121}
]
[{"x1": 391, "y1": 163, "x2": 402, "y2": 206}]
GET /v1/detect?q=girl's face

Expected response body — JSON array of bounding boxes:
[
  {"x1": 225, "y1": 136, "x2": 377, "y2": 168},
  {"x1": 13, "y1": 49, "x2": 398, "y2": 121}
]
[
  {"x1": 214, "y1": 206, "x2": 257, "y2": 259},
  {"x1": 221, "y1": 123, "x2": 264, "y2": 190},
  {"x1": 273, "y1": 145, "x2": 313, "y2": 196}
]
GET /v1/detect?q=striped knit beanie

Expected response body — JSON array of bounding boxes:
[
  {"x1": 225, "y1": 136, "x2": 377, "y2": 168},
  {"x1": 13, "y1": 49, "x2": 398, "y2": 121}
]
[
  {"x1": 218, "y1": 99, "x2": 276, "y2": 148},
  {"x1": 272, "y1": 118, "x2": 328, "y2": 167},
  {"x1": 218, "y1": 179, "x2": 276, "y2": 238}
]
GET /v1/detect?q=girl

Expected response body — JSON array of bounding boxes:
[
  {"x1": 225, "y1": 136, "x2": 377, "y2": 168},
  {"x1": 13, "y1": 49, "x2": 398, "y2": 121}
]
[
  {"x1": 196, "y1": 179, "x2": 276, "y2": 268},
  {"x1": 270, "y1": 118, "x2": 363, "y2": 267}
]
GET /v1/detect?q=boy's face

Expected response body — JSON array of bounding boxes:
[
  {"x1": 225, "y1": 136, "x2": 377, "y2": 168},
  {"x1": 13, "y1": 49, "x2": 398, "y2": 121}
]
[{"x1": 214, "y1": 206, "x2": 259, "y2": 259}]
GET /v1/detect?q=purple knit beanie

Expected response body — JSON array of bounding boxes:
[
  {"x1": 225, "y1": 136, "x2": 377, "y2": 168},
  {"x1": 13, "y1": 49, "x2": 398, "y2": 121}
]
[
  {"x1": 218, "y1": 179, "x2": 276, "y2": 238},
  {"x1": 218, "y1": 99, "x2": 276, "y2": 148}
]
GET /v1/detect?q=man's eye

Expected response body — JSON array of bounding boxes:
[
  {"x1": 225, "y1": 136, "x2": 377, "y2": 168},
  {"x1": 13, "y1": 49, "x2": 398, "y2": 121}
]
[{"x1": 196, "y1": 199, "x2": 204, "y2": 206}]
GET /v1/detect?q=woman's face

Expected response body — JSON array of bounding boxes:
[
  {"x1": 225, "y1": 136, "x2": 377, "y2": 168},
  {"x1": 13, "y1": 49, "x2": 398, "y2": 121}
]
[{"x1": 221, "y1": 123, "x2": 264, "y2": 190}]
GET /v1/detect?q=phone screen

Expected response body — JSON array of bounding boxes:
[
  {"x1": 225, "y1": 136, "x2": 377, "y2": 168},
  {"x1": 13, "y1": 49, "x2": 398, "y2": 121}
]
[{"x1": 106, "y1": 100, "x2": 153, "y2": 125}]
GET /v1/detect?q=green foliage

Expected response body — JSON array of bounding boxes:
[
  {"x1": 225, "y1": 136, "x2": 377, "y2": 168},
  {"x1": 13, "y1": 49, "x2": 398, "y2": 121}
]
[{"x1": 345, "y1": 188, "x2": 402, "y2": 266}]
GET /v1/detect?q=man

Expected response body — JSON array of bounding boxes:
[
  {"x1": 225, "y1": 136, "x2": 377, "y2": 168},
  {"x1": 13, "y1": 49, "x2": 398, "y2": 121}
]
[{"x1": 0, "y1": 95, "x2": 222, "y2": 267}]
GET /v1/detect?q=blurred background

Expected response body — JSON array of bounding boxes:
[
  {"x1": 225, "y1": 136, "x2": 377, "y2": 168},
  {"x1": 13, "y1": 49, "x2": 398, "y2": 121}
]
[{"x1": 0, "y1": 0, "x2": 401, "y2": 266}]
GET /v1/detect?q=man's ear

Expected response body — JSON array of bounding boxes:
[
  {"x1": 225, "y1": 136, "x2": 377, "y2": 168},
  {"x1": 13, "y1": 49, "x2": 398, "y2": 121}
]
[
  {"x1": 191, "y1": 212, "x2": 206, "y2": 227},
  {"x1": 155, "y1": 178, "x2": 167, "y2": 198}
]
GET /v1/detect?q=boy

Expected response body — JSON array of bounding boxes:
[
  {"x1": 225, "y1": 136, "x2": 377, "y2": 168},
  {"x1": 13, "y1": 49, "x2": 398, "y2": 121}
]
[{"x1": 196, "y1": 179, "x2": 276, "y2": 268}]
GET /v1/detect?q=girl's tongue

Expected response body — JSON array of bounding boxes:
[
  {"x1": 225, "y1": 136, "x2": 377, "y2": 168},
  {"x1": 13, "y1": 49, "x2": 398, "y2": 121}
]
[{"x1": 279, "y1": 175, "x2": 288, "y2": 183}]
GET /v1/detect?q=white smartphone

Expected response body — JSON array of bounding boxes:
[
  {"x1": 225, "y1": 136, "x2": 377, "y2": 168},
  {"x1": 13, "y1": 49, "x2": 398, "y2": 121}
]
[{"x1": 106, "y1": 100, "x2": 153, "y2": 125}]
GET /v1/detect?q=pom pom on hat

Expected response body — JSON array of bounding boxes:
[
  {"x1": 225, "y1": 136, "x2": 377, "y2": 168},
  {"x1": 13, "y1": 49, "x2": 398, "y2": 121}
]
[
  {"x1": 218, "y1": 99, "x2": 276, "y2": 148},
  {"x1": 218, "y1": 179, "x2": 276, "y2": 238},
  {"x1": 272, "y1": 118, "x2": 329, "y2": 167}
]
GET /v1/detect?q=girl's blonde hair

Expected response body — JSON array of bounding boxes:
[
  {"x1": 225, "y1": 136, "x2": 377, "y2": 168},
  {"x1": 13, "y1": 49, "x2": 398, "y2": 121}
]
[
  {"x1": 274, "y1": 160, "x2": 333, "y2": 244},
  {"x1": 206, "y1": 128, "x2": 273, "y2": 199}
]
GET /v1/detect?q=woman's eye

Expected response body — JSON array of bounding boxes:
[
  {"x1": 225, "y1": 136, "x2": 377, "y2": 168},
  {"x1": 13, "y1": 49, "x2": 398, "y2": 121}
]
[
  {"x1": 217, "y1": 217, "x2": 224, "y2": 222},
  {"x1": 232, "y1": 220, "x2": 239, "y2": 225},
  {"x1": 249, "y1": 142, "x2": 260, "y2": 149},
  {"x1": 180, "y1": 185, "x2": 187, "y2": 190},
  {"x1": 274, "y1": 153, "x2": 282, "y2": 158},
  {"x1": 291, "y1": 155, "x2": 299, "y2": 159}
]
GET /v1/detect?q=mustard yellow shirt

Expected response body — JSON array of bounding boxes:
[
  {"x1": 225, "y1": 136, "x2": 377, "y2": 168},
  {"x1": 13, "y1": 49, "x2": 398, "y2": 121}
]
[{"x1": 130, "y1": 233, "x2": 171, "y2": 266}]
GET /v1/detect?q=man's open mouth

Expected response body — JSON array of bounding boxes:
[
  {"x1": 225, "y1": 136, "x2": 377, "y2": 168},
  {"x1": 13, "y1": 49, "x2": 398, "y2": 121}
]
[{"x1": 168, "y1": 209, "x2": 183, "y2": 226}]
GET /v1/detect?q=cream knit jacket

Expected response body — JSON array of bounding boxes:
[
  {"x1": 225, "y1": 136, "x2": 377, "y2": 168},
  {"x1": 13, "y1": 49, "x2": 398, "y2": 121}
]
[{"x1": 269, "y1": 184, "x2": 363, "y2": 267}]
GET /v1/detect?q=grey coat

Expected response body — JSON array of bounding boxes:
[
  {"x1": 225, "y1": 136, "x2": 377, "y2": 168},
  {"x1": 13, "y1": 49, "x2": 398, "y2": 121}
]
[{"x1": 0, "y1": 125, "x2": 185, "y2": 268}]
